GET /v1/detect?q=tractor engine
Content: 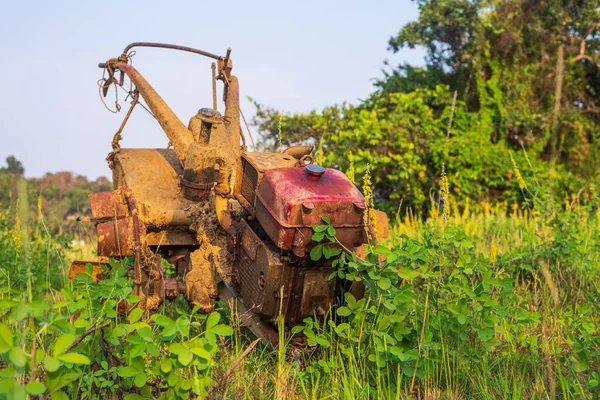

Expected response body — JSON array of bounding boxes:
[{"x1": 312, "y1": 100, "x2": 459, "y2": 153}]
[{"x1": 234, "y1": 159, "x2": 368, "y2": 325}]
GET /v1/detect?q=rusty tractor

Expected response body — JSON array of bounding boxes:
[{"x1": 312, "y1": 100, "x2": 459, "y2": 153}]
[{"x1": 73, "y1": 42, "x2": 388, "y2": 346}]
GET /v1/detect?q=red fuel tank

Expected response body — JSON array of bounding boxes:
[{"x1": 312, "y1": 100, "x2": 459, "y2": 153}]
[{"x1": 254, "y1": 165, "x2": 369, "y2": 257}]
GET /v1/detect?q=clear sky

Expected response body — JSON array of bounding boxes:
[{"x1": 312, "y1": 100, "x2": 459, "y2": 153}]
[{"x1": 0, "y1": 0, "x2": 424, "y2": 179}]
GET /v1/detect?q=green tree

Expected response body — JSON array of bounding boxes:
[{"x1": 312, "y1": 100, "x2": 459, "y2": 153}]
[
  {"x1": 0, "y1": 156, "x2": 25, "y2": 177},
  {"x1": 253, "y1": 0, "x2": 600, "y2": 214}
]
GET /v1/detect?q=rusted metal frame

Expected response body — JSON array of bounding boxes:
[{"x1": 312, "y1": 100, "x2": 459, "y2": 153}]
[
  {"x1": 218, "y1": 72, "x2": 253, "y2": 151},
  {"x1": 121, "y1": 42, "x2": 223, "y2": 62},
  {"x1": 107, "y1": 62, "x2": 194, "y2": 160},
  {"x1": 77, "y1": 215, "x2": 117, "y2": 223},
  {"x1": 111, "y1": 90, "x2": 139, "y2": 152},
  {"x1": 123, "y1": 190, "x2": 142, "y2": 296}
]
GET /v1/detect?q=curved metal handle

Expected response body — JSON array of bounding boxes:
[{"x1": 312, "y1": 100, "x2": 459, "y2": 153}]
[{"x1": 121, "y1": 42, "x2": 224, "y2": 61}]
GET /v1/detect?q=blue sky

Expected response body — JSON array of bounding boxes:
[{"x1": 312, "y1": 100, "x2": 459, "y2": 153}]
[{"x1": 0, "y1": 0, "x2": 424, "y2": 179}]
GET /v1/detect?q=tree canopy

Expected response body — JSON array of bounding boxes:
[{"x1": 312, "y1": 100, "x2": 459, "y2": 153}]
[{"x1": 253, "y1": 0, "x2": 600, "y2": 214}]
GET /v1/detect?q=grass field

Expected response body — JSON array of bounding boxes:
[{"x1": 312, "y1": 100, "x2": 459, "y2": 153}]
[{"x1": 0, "y1": 194, "x2": 598, "y2": 399}]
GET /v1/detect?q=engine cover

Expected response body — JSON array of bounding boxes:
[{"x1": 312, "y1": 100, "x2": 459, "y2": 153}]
[{"x1": 254, "y1": 166, "x2": 368, "y2": 257}]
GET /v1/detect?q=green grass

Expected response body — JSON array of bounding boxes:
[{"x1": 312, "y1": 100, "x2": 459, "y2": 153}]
[{"x1": 0, "y1": 196, "x2": 598, "y2": 399}]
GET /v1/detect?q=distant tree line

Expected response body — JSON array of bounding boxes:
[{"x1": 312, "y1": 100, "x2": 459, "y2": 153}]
[
  {"x1": 253, "y1": 0, "x2": 600, "y2": 214},
  {"x1": 0, "y1": 156, "x2": 112, "y2": 236}
]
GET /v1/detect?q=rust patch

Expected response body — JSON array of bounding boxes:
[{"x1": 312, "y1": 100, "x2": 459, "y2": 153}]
[
  {"x1": 97, "y1": 218, "x2": 139, "y2": 257},
  {"x1": 90, "y1": 190, "x2": 128, "y2": 219},
  {"x1": 68, "y1": 261, "x2": 107, "y2": 282}
]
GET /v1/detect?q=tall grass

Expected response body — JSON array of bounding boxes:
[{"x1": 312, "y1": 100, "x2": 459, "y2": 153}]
[
  {"x1": 196, "y1": 197, "x2": 599, "y2": 399},
  {"x1": 0, "y1": 191, "x2": 598, "y2": 398}
]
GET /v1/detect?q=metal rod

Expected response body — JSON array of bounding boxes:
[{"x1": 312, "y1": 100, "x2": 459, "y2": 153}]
[
  {"x1": 224, "y1": 47, "x2": 232, "y2": 68},
  {"x1": 211, "y1": 63, "x2": 217, "y2": 111},
  {"x1": 124, "y1": 191, "x2": 142, "y2": 296}
]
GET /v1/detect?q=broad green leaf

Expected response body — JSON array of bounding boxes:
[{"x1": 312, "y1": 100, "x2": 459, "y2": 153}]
[
  {"x1": 312, "y1": 231, "x2": 325, "y2": 242},
  {"x1": 205, "y1": 312, "x2": 220, "y2": 329},
  {"x1": 0, "y1": 379, "x2": 14, "y2": 394},
  {"x1": 108, "y1": 326, "x2": 127, "y2": 339},
  {"x1": 167, "y1": 372, "x2": 182, "y2": 387},
  {"x1": 327, "y1": 226, "x2": 336, "y2": 237},
  {"x1": 137, "y1": 326, "x2": 154, "y2": 341},
  {"x1": 9, "y1": 347, "x2": 27, "y2": 368},
  {"x1": 321, "y1": 215, "x2": 331, "y2": 224},
  {"x1": 10, "y1": 303, "x2": 28, "y2": 321},
  {"x1": 129, "y1": 308, "x2": 143, "y2": 324},
  {"x1": 126, "y1": 334, "x2": 145, "y2": 345},
  {"x1": 310, "y1": 245, "x2": 323, "y2": 261},
  {"x1": 397, "y1": 267, "x2": 420, "y2": 281},
  {"x1": 25, "y1": 381, "x2": 46, "y2": 395},
  {"x1": 45, "y1": 372, "x2": 79, "y2": 392},
  {"x1": 44, "y1": 356, "x2": 61, "y2": 373},
  {"x1": 51, "y1": 390, "x2": 69, "y2": 400},
  {"x1": 58, "y1": 352, "x2": 90, "y2": 365},
  {"x1": 322, "y1": 246, "x2": 334, "y2": 259},
  {"x1": 291, "y1": 325, "x2": 304, "y2": 334},
  {"x1": 210, "y1": 324, "x2": 233, "y2": 336},
  {"x1": 475, "y1": 327, "x2": 494, "y2": 341},
  {"x1": 160, "y1": 358, "x2": 173, "y2": 373},
  {"x1": 127, "y1": 294, "x2": 141, "y2": 305},
  {"x1": 134, "y1": 372, "x2": 147, "y2": 388},
  {"x1": 146, "y1": 343, "x2": 160, "y2": 357},
  {"x1": 370, "y1": 245, "x2": 389, "y2": 256},
  {"x1": 0, "y1": 368, "x2": 16, "y2": 379},
  {"x1": 129, "y1": 344, "x2": 146, "y2": 358},
  {"x1": 190, "y1": 347, "x2": 211, "y2": 360},
  {"x1": 0, "y1": 323, "x2": 13, "y2": 354},
  {"x1": 336, "y1": 306, "x2": 352, "y2": 317},
  {"x1": 53, "y1": 334, "x2": 76, "y2": 357},
  {"x1": 169, "y1": 343, "x2": 186, "y2": 355},
  {"x1": 73, "y1": 318, "x2": 91, "y2": 328},
  {"x1": 176, "y1": 316, "x2": 190, "y2": 337},
  {"x1": 377, "y1": 277, "x2": 392, "y2": 290},
  {"x1": 118, "y1": 366, "x2": 140, "y2": 378},
  {"x1": 344, "y1": 292, "x2": 357, "y2": 308},
  {"x1": 161, "y1": 324, "x2": 178, "y2": 338},
  {"x1": 205, "y1": 331, "x2": 216, "y2": 345},
  {"x1": 180, "y1": 379, "x2": 192, "y2": 390},
  {"x1": 178, "y1": 350, "x2": 193, "y2": 366},
  {"x1": 151, "y1": 314, "x2": 174, "y2": 327}
]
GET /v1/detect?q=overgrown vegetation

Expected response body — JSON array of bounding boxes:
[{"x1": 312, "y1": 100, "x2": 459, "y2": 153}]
[
  {"x1": 295, "y1": 192, "x2": 600, "y2": 398},
  {"x1": 253, "y1": 0, "x2": 600, "y2": 215},
  {"x1": 1, "y1": 166, "x2": 598, "y2": 398},
  {"x1": 0, "y1": 201, "x2": 235, "y2": 399}
]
